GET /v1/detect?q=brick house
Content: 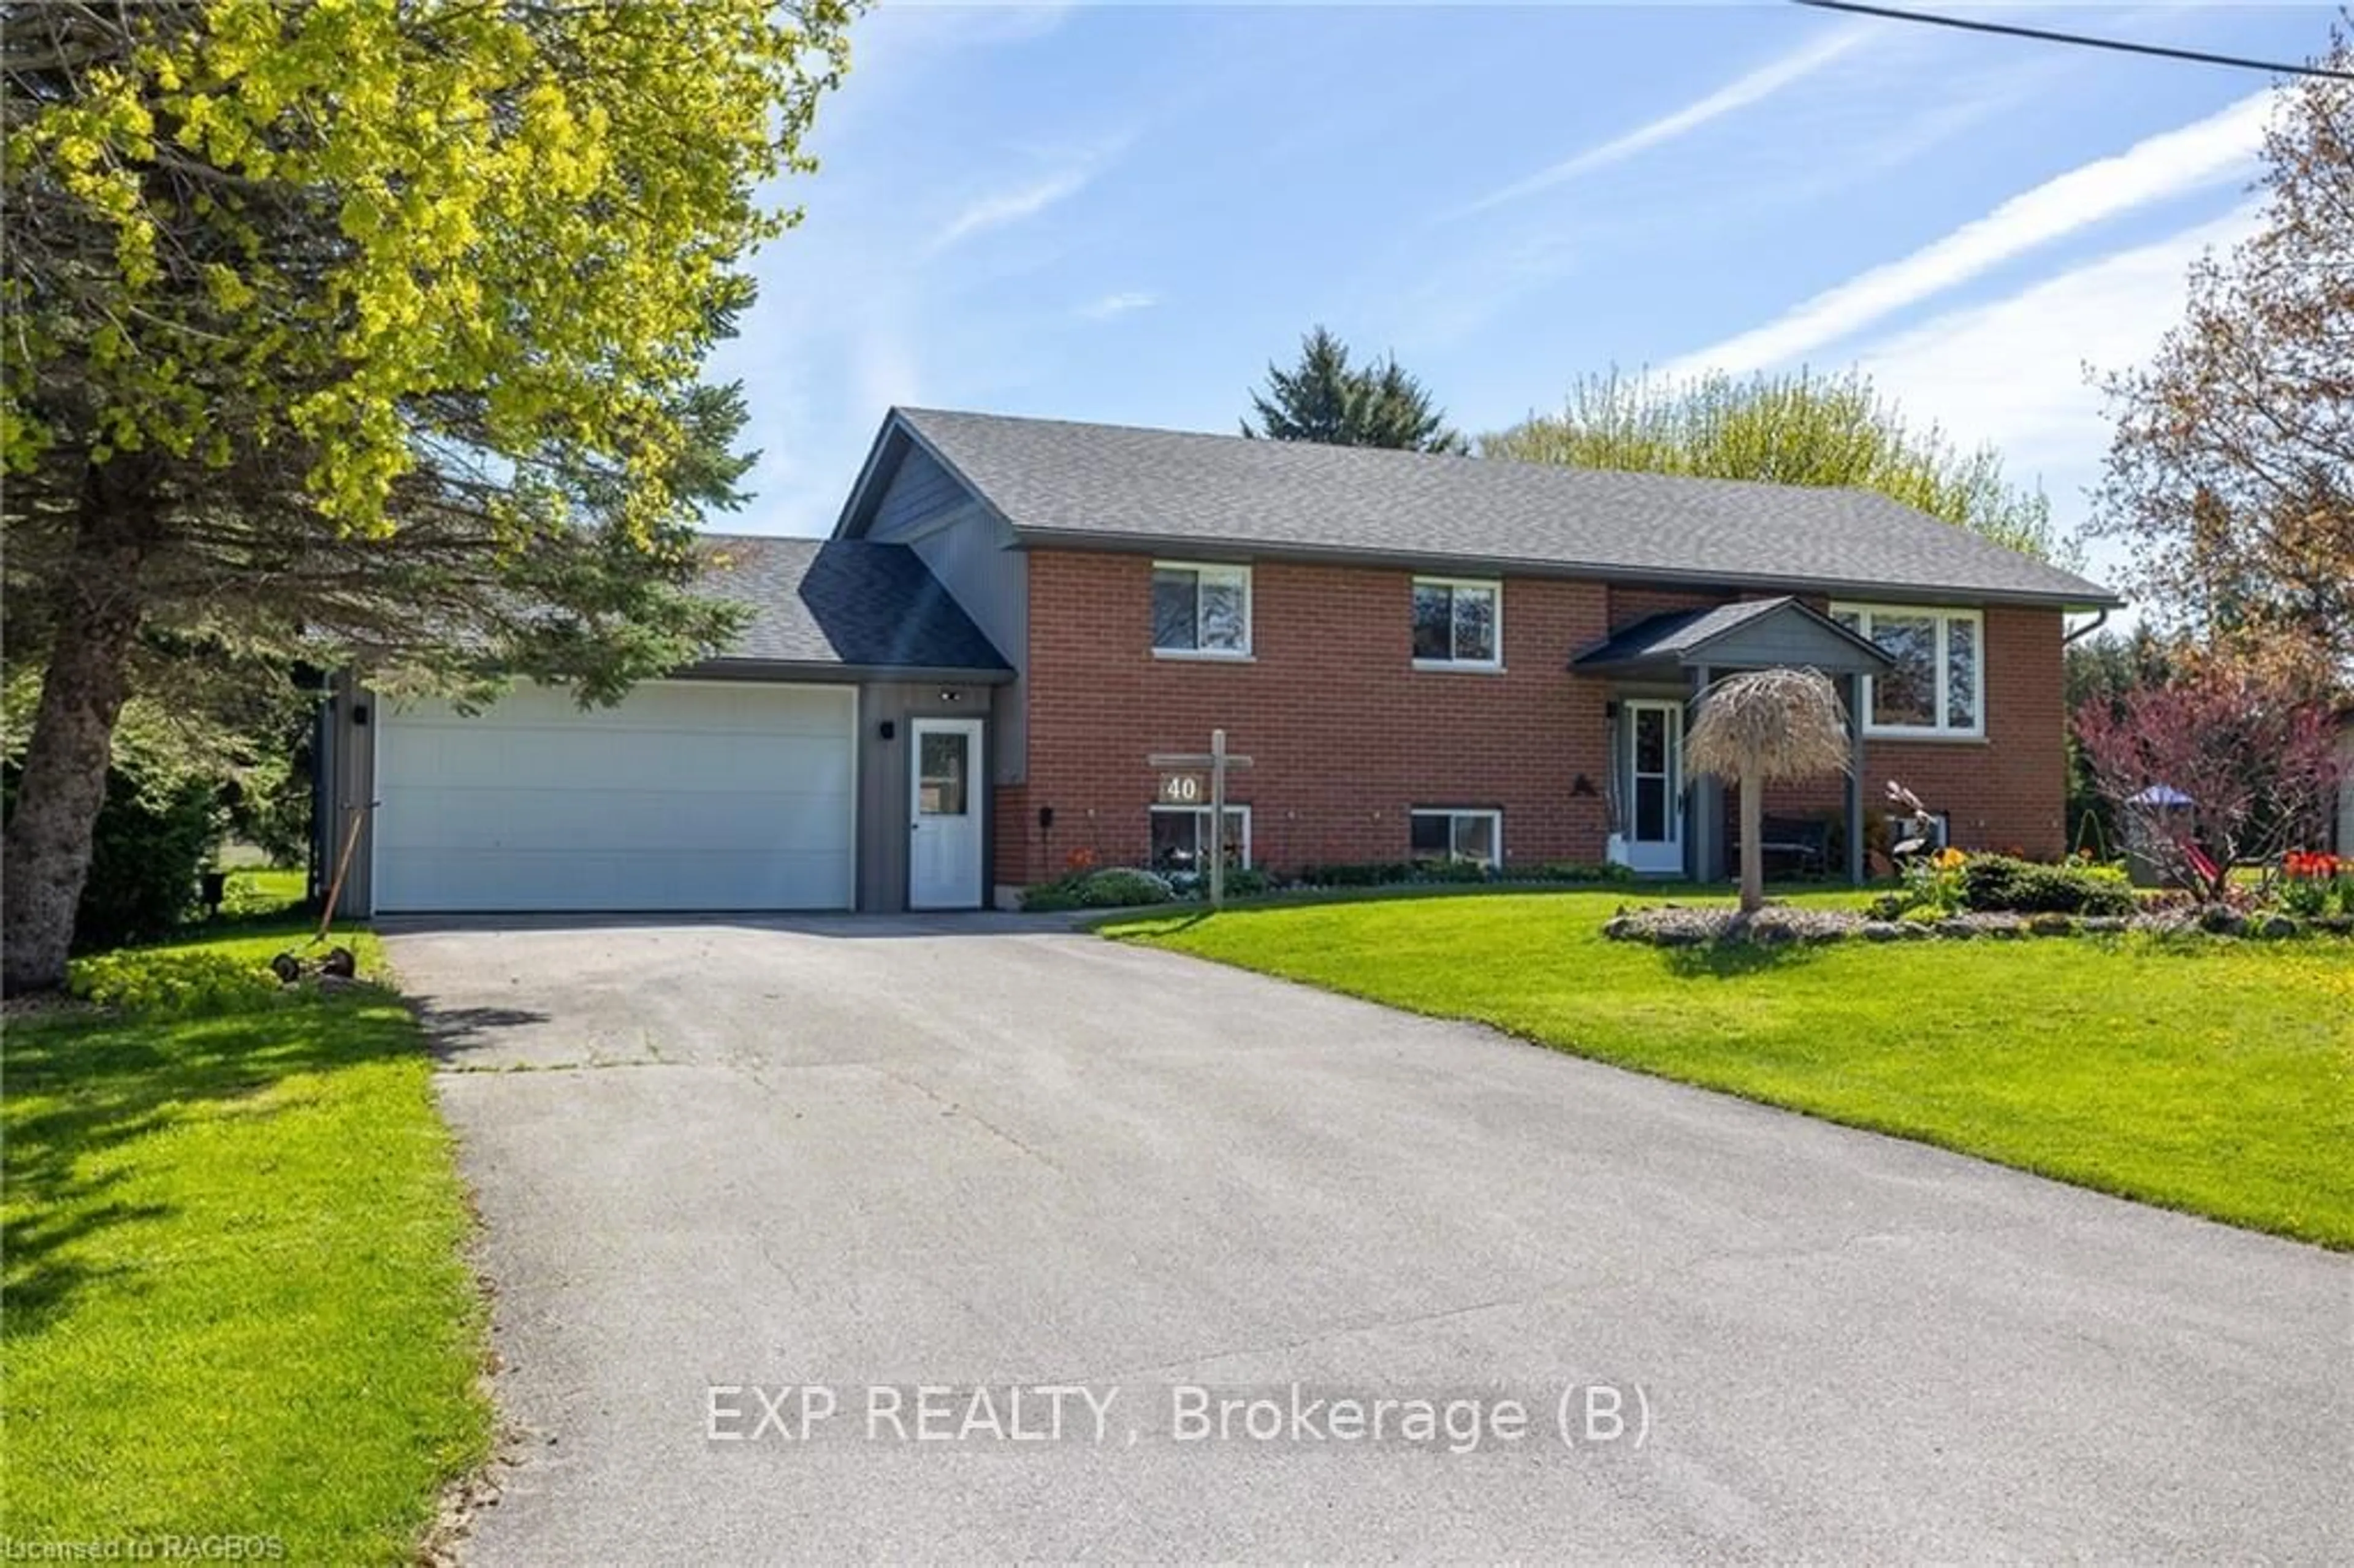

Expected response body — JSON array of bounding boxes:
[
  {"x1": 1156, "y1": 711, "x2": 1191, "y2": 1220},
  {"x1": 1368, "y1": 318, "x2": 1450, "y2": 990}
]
[
  {"x1": 839, "y1": 409, "x2": 2116, "y2": 905},
  {"x1": 328, "y1": 408, "x2": 2119, "y2": 918}
]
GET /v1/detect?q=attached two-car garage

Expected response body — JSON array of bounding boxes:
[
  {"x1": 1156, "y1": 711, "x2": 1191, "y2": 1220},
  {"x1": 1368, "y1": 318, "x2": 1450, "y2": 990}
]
[{"x1": 371, "y1": 682, "x2": 856, "y2": 913}]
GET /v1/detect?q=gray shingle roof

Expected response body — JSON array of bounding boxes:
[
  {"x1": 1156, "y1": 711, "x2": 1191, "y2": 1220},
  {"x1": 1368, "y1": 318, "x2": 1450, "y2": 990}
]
[
  {"x1": 696, "y1": 535, "x2": 1011, "y2": 675},
  {"x1": 892, "y1": 408, "x2": 2120, "y2": 609},
  {"x1": 1572, "y1": 596, "x2": 1892, "y2": 672}
]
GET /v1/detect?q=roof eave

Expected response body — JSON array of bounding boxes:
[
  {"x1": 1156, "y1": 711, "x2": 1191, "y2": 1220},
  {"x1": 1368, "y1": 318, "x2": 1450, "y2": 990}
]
[
  {"x1": 1005, "y1": 525, "x2": 2125, "y2": 612},
  {"x1": 682, "y1": 657, "x2": 1018, "y2": 686}
]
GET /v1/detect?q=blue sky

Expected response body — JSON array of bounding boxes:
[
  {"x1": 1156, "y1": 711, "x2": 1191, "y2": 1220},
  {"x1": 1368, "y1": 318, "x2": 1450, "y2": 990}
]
[{"x1": 707, "y1": 2, "x2": 2326, "y2": 584}]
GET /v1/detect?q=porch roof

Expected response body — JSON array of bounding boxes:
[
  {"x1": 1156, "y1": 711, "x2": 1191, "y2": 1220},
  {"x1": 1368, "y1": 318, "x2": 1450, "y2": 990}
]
[{"x1": 1571, "y1": 596, "x2": 1894, "y2": 679}]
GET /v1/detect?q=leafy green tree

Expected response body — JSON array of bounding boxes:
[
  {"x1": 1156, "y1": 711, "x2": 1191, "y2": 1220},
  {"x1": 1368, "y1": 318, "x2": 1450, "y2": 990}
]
[
  {"x1": 0, "y1": 0, "x2": 853, "y2": 992},
  {"x1": 1244, "y1": 326, "x2": 1466, "y2": 452},
  {"x1": 1484, "y1": 368, "x2": 2069, "y2": 562}
]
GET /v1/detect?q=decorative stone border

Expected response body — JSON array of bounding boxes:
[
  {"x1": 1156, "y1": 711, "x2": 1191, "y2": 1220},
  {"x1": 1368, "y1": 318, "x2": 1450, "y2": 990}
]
[{"x1": 1601, "y1": 904, "x2": 2353, "y2": 947}]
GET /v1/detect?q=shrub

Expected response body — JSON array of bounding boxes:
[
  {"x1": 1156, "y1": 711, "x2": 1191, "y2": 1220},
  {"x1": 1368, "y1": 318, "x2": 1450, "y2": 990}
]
[
  {"x1": 1296, "y1": 861, "x2": 1414, "y2": 888},
  {"x1": 1297, "y1": 859, "x2": 1501, "y2": 888},
  {"x1": 69, "y1": 948, "x2": 283, "y2": 1019},
  {"x1": 4, "y1": 759, "x2": 226, "y2": 953},
  {"x1": 1019, "y1": 867, "x2": 1176, "y2": 911},
  {"x1": 1076, "y1": 867, "x2": 1174, "y2": 906},
  {"x1": 1958, "y1": 854, "x2": 2136, "y2": 916},
  {"x1": 1520, "y1": 860, "x2": 1632, "y2": 884},
  {"x1": 1018, "y1": 881, "x2": 1085, "y2": 913}
]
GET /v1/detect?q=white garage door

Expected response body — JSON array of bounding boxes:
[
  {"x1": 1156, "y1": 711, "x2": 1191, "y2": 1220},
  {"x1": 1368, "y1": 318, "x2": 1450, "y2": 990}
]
[{"x1": 373, "y1": 682, "x2": 856, "y2": 913}]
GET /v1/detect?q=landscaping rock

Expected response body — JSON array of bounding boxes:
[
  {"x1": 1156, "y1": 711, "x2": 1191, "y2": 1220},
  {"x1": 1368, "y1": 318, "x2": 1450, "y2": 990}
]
[
  {"x1": 1934, "y1": 919, "x2": 1978, "y2": 940},
  {"x1": 1861, "y1": 921, "x2": 1905, "y2": 942},
  {"x1": 2252, "y1": 913, "x2": 2302, "y2": 940},
  {"x1": 2079, "y1": 916, "x2": 2129, "y2": 934},
  {"x1": 2198, "y1": 905, "x2": 2247, "y2": 936},
  {"x1": 2027, "y1": 913, "x2": 2075, "y2": 937}
]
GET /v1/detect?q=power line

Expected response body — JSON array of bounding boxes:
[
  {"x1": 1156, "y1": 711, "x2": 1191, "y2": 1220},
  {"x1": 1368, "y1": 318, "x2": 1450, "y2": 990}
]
[{"x1": 1791, "y1": 0, "x2": 2354, "y2": 82}]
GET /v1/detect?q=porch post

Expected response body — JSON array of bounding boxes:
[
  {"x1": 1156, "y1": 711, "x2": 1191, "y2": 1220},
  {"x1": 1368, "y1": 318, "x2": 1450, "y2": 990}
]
[
  {"x1": 1689, "y1": 664, "x2": 1720, "y2": 882},
  {"x1": 1846, "y1": 671, "x2": 1867, "y2": 885}
]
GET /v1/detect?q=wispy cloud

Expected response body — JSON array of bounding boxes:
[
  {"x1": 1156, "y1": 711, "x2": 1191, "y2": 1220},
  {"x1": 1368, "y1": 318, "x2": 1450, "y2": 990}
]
[
  {"x1": 929, "y1": 167, "x2": 1094, "y2": 253},
  {"x1": 1452, "y1": 24, "x2": 1869, "y2": 218},
  {"x1": 1076, "y1": 290, "x2": 1159, "y2": 321},
  {"x1": 1851, "y1": 201, "x2": 2259, "y2": 486},
  {"x1": 1664, "y1": 90, "x2": 2272, "y2": 380}
]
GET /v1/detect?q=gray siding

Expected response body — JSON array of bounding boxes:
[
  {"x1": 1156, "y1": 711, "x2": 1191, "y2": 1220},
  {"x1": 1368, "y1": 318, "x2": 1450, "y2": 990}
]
[
  {"x1": 1705, "y1": 613, "x2": 1887, "y2": 673},
  {"x1": 910, "y1": 525, "x2": 1026, "y2": 785},
  {"x1": 326, "y1": 676, "x2": 378, "y2": 921},
  {"x1": 866, "y1": 447, "x2": 972, "y2": 541},
  {"x1": 855, "y1": 679, "x2": 1005, "y2": 912},
  {"x1": 866, "y1": 443, "x2": 1032, "y2": 785}
]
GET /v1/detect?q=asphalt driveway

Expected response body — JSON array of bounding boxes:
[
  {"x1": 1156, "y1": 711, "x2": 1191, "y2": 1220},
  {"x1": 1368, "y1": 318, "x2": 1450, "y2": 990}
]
[{"x1": 392, "y1": 915, "x2": 2350, "y2": 1564}]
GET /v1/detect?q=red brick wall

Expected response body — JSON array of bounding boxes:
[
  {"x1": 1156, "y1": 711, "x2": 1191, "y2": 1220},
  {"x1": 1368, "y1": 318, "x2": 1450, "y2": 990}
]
[
  {"x1": 1005, "y1": 551, "x2": 1617, "y2": 882},
  {"x1": 1000, "y1": 551, "x2": 2070, "y2": 881},
  {"x1": 1758, "y1": 604, "x2": 2068, "y2": 859}
]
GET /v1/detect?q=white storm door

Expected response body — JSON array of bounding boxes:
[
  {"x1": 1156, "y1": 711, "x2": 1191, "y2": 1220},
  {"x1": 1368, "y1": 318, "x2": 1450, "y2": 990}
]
[
  {"x1": 908, "y1": 718, "x2": 985, "y2": 910},
  {"x1": 1625, "y1": 700, "x2": 1685, "y2": 875}
]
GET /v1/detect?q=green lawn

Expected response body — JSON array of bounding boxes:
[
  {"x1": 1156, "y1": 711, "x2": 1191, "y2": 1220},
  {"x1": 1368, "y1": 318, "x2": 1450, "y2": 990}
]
[
  {"x1": 221, "y1": 864, "x2": 308, "y2": 918},
  {"x1": 1104, "y1": 889, "x2": 2354, "y2": 1249},
  {"x1": 2, "y1": 924, "x2": 492, "y2": 1561}
]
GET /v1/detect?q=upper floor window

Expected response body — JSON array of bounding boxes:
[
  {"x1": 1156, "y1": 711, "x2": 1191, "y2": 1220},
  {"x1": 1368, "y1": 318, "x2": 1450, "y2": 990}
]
[
  {"x1": 1831, "y1": 604, "x2": 1983, "y2": 737},
  {"x1": 1411, "y1": 577, "x2": 1501, "y2": 669},
  {"x1": 1153, "y1": 562, "x2": 1252, "y2": 658}
]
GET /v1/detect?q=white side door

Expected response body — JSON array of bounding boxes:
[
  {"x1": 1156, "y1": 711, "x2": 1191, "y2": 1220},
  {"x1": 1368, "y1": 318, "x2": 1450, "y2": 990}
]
[
  {"x1": 908, "y1": 717, "x2": 985, "y2": 910},
  {"x1": 1623, "y1": 699, "x2": 1685, "y2": 876}
]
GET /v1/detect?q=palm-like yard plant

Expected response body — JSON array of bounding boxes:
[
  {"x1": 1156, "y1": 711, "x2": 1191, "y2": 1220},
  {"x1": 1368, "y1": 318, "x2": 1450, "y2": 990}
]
[{"x1": 1685, "y1": 668, "x2": 1854, "y2": 914}]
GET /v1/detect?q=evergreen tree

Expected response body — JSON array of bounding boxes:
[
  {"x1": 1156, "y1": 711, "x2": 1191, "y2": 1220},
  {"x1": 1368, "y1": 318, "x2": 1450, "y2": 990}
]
[
  {"x1": 0, "y1": 0, "x2": 853, "y2": 991},
  {"x1": 1244, "y1": 327, "x2": 1465, "y2": 452}
]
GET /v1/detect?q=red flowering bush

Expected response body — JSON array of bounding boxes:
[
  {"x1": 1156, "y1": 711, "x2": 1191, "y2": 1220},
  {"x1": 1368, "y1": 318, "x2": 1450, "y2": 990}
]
[{"x1": 2073, "y1": 664, "x2": 2342, "y2": 899}]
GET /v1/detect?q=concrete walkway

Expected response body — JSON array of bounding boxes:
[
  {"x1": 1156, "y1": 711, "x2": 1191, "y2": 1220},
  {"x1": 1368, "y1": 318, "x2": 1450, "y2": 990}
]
[{"x1": 389, "y1": 915, "x2": 2352, "y2": 1564}]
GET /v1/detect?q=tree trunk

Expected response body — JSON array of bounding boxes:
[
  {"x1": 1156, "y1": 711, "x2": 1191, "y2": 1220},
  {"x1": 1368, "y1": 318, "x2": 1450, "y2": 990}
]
[
  {"x1": 2, "y1": 469, "x2": 155, "y2": 994},
  {"x1": 1738, "y1": 765, "x2": 1764, "y2": 915}
]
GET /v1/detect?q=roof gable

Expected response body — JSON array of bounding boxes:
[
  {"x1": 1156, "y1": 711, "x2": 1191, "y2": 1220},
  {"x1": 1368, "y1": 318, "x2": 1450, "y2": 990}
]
[
  {"x1": 1572, "y1": 596, "x2": 1893, "y2": 676},
  {"x1": 877, "y1": 407, "x2": 2121, "y2": 610}
]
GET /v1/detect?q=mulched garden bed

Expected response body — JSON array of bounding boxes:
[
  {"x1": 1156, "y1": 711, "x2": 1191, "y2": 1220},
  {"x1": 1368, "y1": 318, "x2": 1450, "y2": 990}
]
[{"x1": 1603, "y1": 904, "x2": 2354, "y2": 947}]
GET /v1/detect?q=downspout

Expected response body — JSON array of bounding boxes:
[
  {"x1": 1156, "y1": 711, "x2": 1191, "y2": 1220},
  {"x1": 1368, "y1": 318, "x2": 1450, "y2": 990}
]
[{"x1": 2062, "y1": 608, "x2": 2111, "y2": 645}]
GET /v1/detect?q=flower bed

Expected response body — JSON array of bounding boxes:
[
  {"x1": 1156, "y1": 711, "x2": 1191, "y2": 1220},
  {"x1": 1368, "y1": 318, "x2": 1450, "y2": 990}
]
[{"x1": 1605, "y1": 901, "x2": 2352, "y2": 948}]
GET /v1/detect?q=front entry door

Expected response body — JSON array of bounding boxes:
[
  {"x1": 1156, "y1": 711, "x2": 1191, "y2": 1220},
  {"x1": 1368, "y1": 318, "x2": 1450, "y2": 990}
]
[
  {"x1": 1624, "y1": 700, "x2": 1685, "y2": 875},
  {"x1": 908, "y1": 718, "x2": 985, "y2": 909}
]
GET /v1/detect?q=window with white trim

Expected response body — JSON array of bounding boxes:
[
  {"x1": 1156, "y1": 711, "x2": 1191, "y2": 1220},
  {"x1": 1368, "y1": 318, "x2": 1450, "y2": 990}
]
[
  {"x1": 1152, "y1": 563, "x2": 1252, "y2": 657},
  {"x1": 1409, "y1": 808, "x2": 1501, "y2": 868},
  {"x1": 1149, "y1": 805, "x2": 1251, "y2": 873},
  {"x1": 1831, "y1": 604, "x2": 1983, "y2": 737},
  {"x1": 1411, "y1": 577, "x2": 1501, "y2": 668}
]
